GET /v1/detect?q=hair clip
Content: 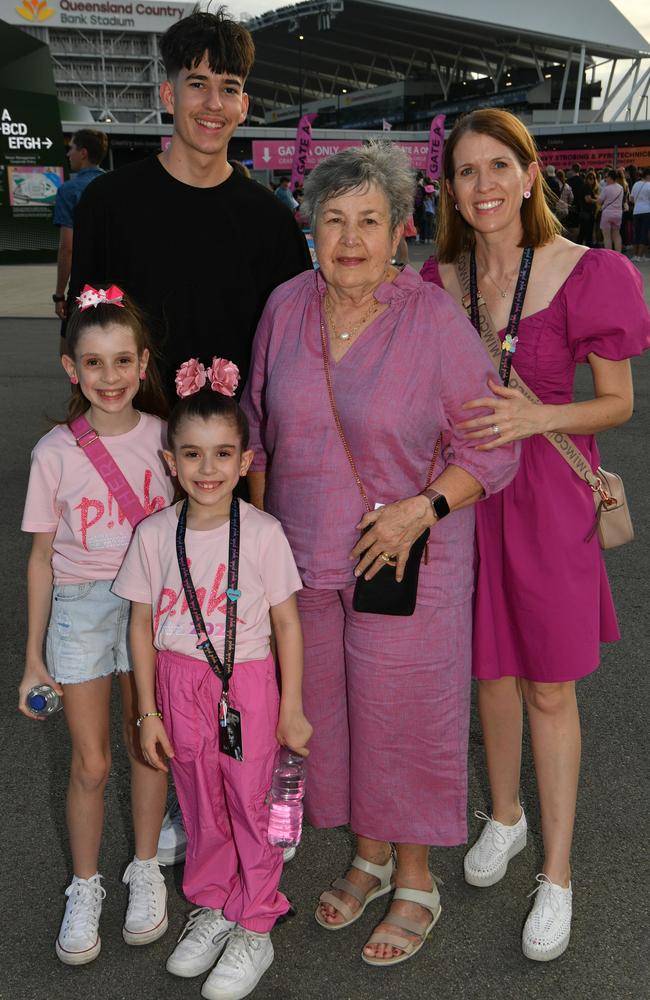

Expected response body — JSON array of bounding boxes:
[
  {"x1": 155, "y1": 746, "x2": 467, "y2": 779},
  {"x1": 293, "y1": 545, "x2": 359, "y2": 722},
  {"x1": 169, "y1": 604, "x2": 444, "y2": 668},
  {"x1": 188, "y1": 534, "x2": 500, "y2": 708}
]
[
  {"x1": 76, "y1": 284, "x2": 125, "y2": 310},
  {"x1": 175, "y1": 357, "x2": 240, "y2": 399}
]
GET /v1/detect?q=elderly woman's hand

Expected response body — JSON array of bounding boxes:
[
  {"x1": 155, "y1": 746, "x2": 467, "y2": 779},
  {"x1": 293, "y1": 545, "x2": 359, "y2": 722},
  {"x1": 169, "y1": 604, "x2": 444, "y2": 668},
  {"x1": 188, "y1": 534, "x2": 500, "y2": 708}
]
[
  {"x1": 457, "y1": 378, "x2": 548, "y2": 448},
  {"x1": 351, "y1": 497, "x2": 433, "y2": 582}
]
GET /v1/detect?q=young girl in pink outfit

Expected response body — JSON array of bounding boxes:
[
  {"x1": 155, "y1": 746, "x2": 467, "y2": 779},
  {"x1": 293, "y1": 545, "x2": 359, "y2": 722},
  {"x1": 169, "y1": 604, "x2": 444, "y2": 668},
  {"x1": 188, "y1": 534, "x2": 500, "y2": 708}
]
[
  {"x1": 113, "y1": 359, "x2": 311, "y2": 1000},
  {"x1": 19, "y1": 286, "x2": 174, "y2": 965}
]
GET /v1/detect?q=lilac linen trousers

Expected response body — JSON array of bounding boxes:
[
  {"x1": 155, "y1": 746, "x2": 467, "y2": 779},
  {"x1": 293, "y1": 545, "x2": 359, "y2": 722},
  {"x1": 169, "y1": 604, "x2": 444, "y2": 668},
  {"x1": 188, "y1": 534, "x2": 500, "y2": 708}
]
[{"x1": 241, "y1": 266, "x2": 519, "y2": 845}]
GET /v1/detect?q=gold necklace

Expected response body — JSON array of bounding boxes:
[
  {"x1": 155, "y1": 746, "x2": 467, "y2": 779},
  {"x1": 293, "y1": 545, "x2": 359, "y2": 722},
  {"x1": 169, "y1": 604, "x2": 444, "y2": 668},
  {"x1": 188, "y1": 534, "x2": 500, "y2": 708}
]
[
  {"x1": 325, "y1": 294, "x2": 379, "y2": 342},
  {"x1": 484, "y1": 268, "x2": 515, "y2": 299}
]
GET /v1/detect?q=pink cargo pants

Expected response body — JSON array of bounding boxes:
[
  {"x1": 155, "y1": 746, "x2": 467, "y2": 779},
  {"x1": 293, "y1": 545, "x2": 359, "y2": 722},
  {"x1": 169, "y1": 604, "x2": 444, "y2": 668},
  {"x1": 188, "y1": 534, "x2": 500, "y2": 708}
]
[{"x1": 155, "y1": 649, "x2": 289, "y2": 932}]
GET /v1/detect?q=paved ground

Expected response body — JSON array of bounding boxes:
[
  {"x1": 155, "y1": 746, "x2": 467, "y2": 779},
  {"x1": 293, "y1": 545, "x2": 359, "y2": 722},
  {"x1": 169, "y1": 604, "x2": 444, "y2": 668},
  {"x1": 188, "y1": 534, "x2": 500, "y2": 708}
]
[{"x1": 1, "y1": 260, "x2": 649, "y2": 1000}]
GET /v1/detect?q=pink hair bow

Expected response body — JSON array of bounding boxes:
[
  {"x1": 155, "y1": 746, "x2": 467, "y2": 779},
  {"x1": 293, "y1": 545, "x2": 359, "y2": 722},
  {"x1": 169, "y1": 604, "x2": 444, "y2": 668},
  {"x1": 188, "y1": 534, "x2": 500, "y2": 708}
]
[
  {"x1": 175, "y1": 357, "x2": 240, "y2": 399},
  {"x1": 76, "y1": 284, "x2": 125, "y2": 311}
]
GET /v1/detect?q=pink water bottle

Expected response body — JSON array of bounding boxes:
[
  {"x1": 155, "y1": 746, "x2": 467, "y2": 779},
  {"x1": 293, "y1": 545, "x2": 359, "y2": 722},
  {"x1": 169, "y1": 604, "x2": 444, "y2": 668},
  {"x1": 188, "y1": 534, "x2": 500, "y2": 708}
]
[{"x1": 267, "y1": 748, "x2": 306, "y2": 848}]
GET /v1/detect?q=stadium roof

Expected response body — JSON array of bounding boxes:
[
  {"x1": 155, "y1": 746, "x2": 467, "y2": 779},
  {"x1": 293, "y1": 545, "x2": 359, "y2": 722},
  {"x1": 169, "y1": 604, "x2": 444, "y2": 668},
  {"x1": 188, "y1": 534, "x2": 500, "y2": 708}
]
[{"x1": 244, "y1": 0, "x2": 650, "y2": 124}]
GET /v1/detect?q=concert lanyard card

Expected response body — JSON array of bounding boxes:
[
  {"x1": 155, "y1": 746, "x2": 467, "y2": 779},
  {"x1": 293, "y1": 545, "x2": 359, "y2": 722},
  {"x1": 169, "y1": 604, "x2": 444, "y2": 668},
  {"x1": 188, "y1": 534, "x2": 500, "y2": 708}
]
[{"x1": 219, "y1": 701, "x2": 244, "y2": 761}]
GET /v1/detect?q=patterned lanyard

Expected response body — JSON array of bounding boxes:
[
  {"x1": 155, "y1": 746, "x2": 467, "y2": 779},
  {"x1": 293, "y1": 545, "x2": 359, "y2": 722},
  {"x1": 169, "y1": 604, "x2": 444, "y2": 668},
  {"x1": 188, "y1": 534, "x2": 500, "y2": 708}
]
[
  {"x1": 469, "y1": 245, "x2": 534, "y2": 387},
  {"x1": 175, "y1": 496, "x2": 240, "y2": 698}
]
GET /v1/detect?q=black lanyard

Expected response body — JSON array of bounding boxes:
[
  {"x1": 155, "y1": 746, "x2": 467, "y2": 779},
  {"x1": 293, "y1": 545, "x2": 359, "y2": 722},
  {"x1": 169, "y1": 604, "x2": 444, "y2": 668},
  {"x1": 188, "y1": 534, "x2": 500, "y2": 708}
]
[
  {"x1": 175, "y1": 496, "x2": 240, "y2": 699},
  {"x1": 469, "y1": 245, "x2": 534, "y2": 386}
]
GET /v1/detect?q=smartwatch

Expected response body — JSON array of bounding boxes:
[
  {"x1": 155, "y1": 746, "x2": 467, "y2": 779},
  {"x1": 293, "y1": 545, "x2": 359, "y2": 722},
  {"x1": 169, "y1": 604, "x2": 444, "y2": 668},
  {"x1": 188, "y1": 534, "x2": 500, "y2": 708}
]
[
  {"x1": 425, "y1": 490, "x2": 450, "y2": 521},
  {"x1": 52, "y1": 294, "x2": 66, "y2": 303}
]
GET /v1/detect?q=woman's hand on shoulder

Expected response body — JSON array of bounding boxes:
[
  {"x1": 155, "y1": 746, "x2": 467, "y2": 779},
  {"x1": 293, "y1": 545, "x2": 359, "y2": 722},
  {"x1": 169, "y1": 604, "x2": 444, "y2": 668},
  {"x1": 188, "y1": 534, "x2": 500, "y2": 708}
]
[
  {"x1": 277, "y1": 704, "x2": 313, "y2": 758},
  {"x1": 351, "y1": 497, "x2": 433, "y2": 582},
  {"x1": 457, "y1": 378, "x2": 552, "y2": 448}
]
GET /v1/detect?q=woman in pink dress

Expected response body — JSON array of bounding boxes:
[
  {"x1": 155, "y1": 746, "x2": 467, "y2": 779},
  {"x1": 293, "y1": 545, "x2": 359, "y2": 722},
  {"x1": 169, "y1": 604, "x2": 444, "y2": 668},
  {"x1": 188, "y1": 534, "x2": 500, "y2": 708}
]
[
  {"x1": 242, "y1": 142, "x2": 519, "y2": 968},
  {"x1": 421, "y1": 109, "x2": 650, "y2": 962}
]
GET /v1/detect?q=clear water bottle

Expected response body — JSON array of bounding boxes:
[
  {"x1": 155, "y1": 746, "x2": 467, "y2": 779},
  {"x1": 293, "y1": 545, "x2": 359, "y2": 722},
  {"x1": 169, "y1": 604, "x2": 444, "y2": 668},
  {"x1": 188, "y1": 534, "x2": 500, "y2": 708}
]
[
  {"x1": 27, "y1": 684, "x2": 62, "y2": 717},
  {"x1": 267, "y1": 748, "x2": 306, "y2": 848}
]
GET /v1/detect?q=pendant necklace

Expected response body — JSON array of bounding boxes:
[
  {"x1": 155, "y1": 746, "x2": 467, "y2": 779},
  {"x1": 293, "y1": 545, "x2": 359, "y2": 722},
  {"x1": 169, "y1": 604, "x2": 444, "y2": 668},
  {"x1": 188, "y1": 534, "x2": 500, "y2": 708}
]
[
  {"x1": 325, "y1": 294, "x2": 379, "y2": 342},
  {"x1": 484, "y1": 269, "x2": 515, "y2": 300}
]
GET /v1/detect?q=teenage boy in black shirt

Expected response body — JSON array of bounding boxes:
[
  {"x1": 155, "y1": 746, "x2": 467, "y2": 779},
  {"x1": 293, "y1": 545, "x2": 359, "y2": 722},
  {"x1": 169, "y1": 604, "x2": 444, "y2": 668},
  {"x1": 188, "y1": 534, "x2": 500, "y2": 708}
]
[{"x1": 69, "y1": 9, "x2": 311, "y2": 396}]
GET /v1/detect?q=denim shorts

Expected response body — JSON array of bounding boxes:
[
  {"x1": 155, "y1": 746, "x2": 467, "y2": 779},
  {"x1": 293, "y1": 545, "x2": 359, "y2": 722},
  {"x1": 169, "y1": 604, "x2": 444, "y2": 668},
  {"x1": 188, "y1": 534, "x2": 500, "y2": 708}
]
[{"x1": 46, "y1": 580, "x2": 132, "y2": 684}]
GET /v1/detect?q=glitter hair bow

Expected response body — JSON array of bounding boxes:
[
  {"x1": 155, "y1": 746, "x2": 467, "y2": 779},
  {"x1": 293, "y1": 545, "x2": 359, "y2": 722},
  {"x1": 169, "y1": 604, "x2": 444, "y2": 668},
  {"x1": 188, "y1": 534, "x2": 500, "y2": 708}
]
[
  {"x1": 175, "y1": 357, "x2": 240, "y2": 398},
  {"x1": 76, "y1": 284, "x2": 125, "y2": 311}
]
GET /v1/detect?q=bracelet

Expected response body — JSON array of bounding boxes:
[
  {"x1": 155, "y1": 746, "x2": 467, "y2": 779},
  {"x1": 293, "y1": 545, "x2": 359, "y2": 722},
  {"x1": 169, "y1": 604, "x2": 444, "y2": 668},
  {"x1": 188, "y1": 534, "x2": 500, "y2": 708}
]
[{"x1": 136, "y1": 711, "x2": 163, "y2": 728}]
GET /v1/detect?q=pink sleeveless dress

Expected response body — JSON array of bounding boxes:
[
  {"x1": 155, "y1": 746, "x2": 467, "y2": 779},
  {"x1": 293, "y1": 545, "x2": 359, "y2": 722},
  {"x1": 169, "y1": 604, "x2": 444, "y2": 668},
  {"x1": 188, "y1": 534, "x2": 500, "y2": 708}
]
[{"x1": 422, "y1": 249, "x2": 650, "y2": 681}]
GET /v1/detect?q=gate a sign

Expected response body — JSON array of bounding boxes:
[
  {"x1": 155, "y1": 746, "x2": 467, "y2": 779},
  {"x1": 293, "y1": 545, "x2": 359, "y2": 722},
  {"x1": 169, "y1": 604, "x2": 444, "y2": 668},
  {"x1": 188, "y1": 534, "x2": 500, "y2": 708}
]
[{"x1": 0, "y1": 19, "x2": 66, "y2": 262}]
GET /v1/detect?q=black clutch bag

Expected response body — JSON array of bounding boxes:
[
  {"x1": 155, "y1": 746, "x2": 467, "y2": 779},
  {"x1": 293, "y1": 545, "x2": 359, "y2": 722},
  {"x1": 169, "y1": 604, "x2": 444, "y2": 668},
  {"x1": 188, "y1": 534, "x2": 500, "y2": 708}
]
[{"x1": 353, "y1": 526, "x2": 430, "y2": 616}]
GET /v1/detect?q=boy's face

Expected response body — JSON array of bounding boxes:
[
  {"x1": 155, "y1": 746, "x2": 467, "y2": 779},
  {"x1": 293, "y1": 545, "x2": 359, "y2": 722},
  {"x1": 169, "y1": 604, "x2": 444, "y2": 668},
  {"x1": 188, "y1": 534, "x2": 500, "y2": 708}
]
[{"x1": 160, "y1": 54, "x2": 248, "y2": 159}]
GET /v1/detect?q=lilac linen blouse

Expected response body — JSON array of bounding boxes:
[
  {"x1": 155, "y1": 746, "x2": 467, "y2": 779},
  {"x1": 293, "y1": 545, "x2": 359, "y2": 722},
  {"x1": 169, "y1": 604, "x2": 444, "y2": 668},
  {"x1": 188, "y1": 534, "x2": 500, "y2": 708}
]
[{"x1": 241, "y1": 265, "x2": 519, "y2": 608}]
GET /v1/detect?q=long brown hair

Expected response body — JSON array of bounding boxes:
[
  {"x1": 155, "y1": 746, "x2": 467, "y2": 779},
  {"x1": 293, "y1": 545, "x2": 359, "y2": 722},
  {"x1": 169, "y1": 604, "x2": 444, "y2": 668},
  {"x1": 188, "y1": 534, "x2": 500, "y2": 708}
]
[
  {"x1": 63, "y1": 290, "x2": 169, "y2": 423},
  {"x1": 436, "y1": 109, "x2": 561, "y2": 262}
]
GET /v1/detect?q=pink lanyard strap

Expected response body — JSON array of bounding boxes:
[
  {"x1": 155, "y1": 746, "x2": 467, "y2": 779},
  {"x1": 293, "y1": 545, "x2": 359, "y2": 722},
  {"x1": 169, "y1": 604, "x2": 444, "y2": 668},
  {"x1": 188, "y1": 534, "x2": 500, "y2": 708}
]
[{"x1": 69, "y1": 414, "x2": 147, "y2": 529}]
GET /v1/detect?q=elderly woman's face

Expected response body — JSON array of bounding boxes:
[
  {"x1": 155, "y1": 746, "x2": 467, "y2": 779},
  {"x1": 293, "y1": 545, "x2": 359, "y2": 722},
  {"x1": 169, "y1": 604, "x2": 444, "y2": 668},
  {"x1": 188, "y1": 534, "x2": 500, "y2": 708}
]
[
  {"x1": 315, "y1": 184, "x2": 401, "y2": 293},
  {"x1": 449, "y1": 132, "x2": 537, "y2": 238}
]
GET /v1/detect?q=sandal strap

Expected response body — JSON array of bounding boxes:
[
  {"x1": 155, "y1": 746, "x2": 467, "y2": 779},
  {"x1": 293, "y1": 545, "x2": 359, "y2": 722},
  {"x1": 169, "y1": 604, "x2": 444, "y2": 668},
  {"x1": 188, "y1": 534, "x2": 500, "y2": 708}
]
[
  {"x1": 318, "y1": 891, "x2": 355, "y2": 922},
  {"x1": 392, "y1": 886, "x2": 440, "y2": 915},
  {"x1": 351, "y1": 854, "x2": 393, "y2": 887},
  {"x1": 331, "y1": 878, "x2": 366, "y2": 905},
  {"x1": 385, "y1": 913, "x2": 431, "y2": 937},
  {"x1": 366, "y1": 930, "x2": 415, "y2": 954}
]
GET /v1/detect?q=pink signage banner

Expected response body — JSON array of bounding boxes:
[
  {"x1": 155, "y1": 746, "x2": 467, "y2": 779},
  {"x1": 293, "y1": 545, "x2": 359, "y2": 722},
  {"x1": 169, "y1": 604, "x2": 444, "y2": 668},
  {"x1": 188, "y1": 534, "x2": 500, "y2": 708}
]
[
  {"x1": 425, "y1": 115, "x2": 446, "y2": 180},
  {"x1": 289, "y1": 113, "x2": 318, "y2": 190},
  {"x1": 253, "y1": 139, "x2": 434, "y2": 172}
]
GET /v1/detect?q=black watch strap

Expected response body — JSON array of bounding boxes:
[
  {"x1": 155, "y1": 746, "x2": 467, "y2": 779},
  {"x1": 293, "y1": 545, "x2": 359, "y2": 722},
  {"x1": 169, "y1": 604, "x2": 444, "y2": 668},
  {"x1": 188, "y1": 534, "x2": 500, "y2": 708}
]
[
  {"x1": 52, "y1": 294, "x2": 66, "y2": 302},
  {"x1": 426, "y1": 490, "x2": 450, "y2": 520}
]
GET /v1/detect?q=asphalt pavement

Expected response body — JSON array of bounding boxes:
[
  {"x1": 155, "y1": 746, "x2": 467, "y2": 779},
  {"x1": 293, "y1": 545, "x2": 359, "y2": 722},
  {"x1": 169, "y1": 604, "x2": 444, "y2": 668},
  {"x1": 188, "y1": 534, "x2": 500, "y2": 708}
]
[{"x1": 1, "y1": 257, "x2": 649, "y2": 1000}]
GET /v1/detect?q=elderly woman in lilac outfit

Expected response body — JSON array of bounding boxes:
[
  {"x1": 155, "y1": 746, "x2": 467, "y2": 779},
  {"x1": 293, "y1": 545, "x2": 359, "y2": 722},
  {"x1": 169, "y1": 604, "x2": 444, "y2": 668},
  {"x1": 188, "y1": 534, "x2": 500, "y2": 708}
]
[{"x1": 241, "y1": 143, "x2": 519, "y2": 968}]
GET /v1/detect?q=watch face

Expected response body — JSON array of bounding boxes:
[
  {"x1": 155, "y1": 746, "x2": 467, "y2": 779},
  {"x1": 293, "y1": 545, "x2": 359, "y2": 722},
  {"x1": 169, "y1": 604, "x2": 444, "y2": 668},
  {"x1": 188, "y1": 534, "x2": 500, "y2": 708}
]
[{"x1": 432, "y1": 493, "x2": 450, "y2": 519}]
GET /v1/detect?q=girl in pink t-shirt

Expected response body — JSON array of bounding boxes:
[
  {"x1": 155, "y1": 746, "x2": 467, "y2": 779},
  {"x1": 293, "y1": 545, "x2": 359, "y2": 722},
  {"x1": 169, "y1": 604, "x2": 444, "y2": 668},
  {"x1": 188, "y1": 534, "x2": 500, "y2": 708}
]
[
  {"x1": 19, "y1": 287, "x2": 174, "y2": 966},
  {"x1": 113, "y1": 362, "x2": 311, "y2": 1000}
]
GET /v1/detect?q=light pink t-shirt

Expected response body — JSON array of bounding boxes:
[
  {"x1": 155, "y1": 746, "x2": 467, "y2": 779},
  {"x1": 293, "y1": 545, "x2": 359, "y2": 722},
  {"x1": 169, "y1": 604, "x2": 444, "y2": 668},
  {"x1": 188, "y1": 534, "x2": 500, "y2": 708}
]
[
  {"x1": 22, "y1": 412, "x2": 173, "y2": 584},
  {"x1": 113, "y1": 500, "x2": 303, "y2": 664}
]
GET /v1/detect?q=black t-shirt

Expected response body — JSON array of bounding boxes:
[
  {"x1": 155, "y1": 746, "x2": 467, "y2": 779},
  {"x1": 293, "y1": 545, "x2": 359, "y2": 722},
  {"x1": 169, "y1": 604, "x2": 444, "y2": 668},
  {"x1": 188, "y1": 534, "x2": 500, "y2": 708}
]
[
  {"x1": 567, "y1": 174, "x2": 585, "y2": 211},
  {"x1": 69, "y1": 155, "x2": 312, "y2": 392}
]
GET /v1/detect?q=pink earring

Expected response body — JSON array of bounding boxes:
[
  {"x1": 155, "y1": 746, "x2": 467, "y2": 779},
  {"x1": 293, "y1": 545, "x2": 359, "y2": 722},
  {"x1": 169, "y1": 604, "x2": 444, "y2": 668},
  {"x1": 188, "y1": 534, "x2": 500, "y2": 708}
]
[
  {"x1": 523, "y1": 191, "x2": 531, "y2": 200},
  {"x1": 139, "y1": 370, "x2": 147, "y2": 381},
  {"x1": 70, "y1": 375, "x2": 78, "y2": 385}
]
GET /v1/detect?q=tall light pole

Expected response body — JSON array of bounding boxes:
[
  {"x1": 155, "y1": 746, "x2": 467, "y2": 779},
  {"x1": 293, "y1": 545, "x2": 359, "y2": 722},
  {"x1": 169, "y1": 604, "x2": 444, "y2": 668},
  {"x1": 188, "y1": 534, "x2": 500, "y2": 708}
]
[
  {"x1": 337, "y1": 88, "x2": 347, "y2": 128},
  {"x1": 298, "y1": 34, "x2": 304, "y2": 120}
]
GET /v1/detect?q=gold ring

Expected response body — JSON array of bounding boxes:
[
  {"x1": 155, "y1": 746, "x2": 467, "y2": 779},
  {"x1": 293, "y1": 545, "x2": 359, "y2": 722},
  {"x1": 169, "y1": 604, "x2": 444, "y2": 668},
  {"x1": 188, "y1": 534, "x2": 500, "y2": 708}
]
[{"x1": 380, "y1": 552, "x2": 395, "y2": 562}]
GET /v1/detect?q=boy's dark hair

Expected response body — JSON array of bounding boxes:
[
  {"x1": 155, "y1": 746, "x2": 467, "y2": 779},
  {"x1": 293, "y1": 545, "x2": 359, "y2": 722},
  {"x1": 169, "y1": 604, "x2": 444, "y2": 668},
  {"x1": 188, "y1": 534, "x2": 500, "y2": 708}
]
[
  {"x1": 64, "y1": 288, "x2": 169, "y2": 423},
  {"x1": 71, "y1": 129, "x2": 109, "y2": 165},
  {"x1": 160, "y1": 6, "x2": 255, "y2": 82},
  {"x1": 168, "y1": 388, "x2": 250, "y2": 451}
]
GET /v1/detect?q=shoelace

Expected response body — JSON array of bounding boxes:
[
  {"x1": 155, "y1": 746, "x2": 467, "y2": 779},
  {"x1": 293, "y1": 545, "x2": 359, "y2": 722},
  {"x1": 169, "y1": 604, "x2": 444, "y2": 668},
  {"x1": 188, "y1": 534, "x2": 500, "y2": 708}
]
[
  {"x1": 177, "y1": 907, "x2": 226, "y2": 945},
  {"x1": 63, "y1": 876, "x2": 106, "y2": 936},
  {"x1": 526, "y1": 874, "x2": 563, "y2": 919},
  {"x1": 123, "y1": 861, "x2": 162, "y2": 921},
  {"x1": 474, "y1": 810, "x2": 508, "y2": 849},
  {"x1": 220, "y1": 927, "x2": 262, "y2": 973}
]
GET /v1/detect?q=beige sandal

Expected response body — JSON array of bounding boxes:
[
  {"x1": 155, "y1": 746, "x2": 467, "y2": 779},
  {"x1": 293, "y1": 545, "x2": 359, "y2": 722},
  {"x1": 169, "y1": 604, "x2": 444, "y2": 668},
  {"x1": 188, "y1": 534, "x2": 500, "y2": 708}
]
[
  {"x1": 315, "y1": 853, "x2": 395, "y2": 931},
  {"x1": 361, "y1": 883, "x2": 442, "y2": 966}
]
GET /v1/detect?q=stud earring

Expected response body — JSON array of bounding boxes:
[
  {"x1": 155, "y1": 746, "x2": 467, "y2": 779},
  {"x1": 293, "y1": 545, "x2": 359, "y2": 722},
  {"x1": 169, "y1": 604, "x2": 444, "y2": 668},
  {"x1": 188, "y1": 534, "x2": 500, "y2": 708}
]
[
  {"x1": 70, "y1": 375, "x2": 78, "y2": 385},
  {"x1": 139, "y1": 370, "x2": 147, "y2": 381},
  {"x1": 455, "y1": 203, "x2": 459, "y2": 210},
  {"x1": 523, "y1": 191, "x2": 531, "y2": 200}
]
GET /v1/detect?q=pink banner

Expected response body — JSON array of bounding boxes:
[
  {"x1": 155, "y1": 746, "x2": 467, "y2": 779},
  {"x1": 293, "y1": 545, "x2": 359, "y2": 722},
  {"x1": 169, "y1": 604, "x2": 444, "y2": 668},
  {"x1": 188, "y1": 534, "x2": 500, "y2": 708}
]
[
  {"x1": 253, "y1": 139, "x2": 435, "y2": 172},
  {"x1": 289, "y1": 114, "x2": 317, "y2": 190},
  {"x1": 426, "y1": 114, "x2": 446, "y2": 180}
]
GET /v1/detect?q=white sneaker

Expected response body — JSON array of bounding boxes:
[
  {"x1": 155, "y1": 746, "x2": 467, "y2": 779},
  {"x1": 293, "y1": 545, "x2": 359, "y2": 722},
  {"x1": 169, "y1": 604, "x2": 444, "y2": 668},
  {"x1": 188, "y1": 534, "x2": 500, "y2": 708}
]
[
  {"x1": 122, "y1": 857, "x2": 168, "y2": 946},
  {"x1": 464, "y1": 809, "x2": 527, "y2": 887},
  {"x1": 522, "y1": 874, "x2": 572, "y2": 961},
  {"x1": 55, "y1": 874, "x2": 105, "y2": 966},
  {"x1": 282, "y1": 846, "x2": 296, "y2": 863},
  {"x1": 157, "y1": 796, "x2": 187, "y2": 866},
  {"x1": 201, "y1": 927, "x2": 274, "y2": 1000},
  {"x1": 166, "y1": 907, "x2": 236, "y2": 978}
]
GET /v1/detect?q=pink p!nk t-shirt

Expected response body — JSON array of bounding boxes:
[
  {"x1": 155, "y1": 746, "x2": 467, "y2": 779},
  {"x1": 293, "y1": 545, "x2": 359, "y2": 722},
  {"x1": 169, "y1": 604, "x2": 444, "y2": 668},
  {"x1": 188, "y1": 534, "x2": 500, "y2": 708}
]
[
  {"x1": 22, "y1": 412, "x2": 173, "y2": 584},
  {"x1": 113, "y1": 500, "x2": 303, "y2": 664}
]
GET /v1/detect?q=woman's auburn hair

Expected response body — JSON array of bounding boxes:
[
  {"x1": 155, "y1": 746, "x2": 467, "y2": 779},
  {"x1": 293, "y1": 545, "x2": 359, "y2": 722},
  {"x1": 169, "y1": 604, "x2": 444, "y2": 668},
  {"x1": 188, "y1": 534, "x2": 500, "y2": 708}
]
[{"x1": 436, "y1": 108, "x2": 561, "y2": 263}]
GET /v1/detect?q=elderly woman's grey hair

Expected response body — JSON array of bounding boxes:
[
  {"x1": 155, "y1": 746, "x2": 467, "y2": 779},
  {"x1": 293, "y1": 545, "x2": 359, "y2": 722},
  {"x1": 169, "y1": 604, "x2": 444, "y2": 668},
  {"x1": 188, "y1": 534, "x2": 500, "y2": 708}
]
[{"x1": 302, "y1": 141, "x2": 415, "y2": 230}]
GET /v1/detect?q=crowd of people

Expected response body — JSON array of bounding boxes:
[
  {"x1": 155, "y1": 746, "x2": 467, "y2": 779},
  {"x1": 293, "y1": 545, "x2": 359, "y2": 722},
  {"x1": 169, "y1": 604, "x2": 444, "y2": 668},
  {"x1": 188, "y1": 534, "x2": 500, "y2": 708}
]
[{"x1": 17, "y1": 7, "x2": 650, "y2": 1000}]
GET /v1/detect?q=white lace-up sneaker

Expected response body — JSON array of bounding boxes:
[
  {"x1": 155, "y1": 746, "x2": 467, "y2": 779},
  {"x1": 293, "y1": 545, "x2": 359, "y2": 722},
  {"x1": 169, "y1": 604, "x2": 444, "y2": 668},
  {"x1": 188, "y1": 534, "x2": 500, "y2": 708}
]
[
  {"x1": 201, "y1": 927, "x2": 274, "y2": 1000},
  {"x1": 157, "y1": 797, "x2": 187, "y2": 867},
  {"x1": 464, "y1": 808, "x2": 527, "y2": 887},
  {"x1": 166, "y1": 907, "x2": 236, "y2": 978},
  {"x1": 522, "y1": 874, "x2": 572, "y2": 961},
  {"x1": 56, "y1": 874, "x2": 106, "y2": 965},
  {"x1": 122, "y1": 857, "x2": 168, "y2": 946}
]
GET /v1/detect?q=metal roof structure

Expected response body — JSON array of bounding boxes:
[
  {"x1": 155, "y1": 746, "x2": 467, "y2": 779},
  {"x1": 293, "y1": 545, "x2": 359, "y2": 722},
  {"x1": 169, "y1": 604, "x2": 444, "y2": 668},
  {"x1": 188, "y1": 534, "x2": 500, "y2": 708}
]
[{"x1": 244, "y1": 0, "x2": 650, "y2": 127}]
